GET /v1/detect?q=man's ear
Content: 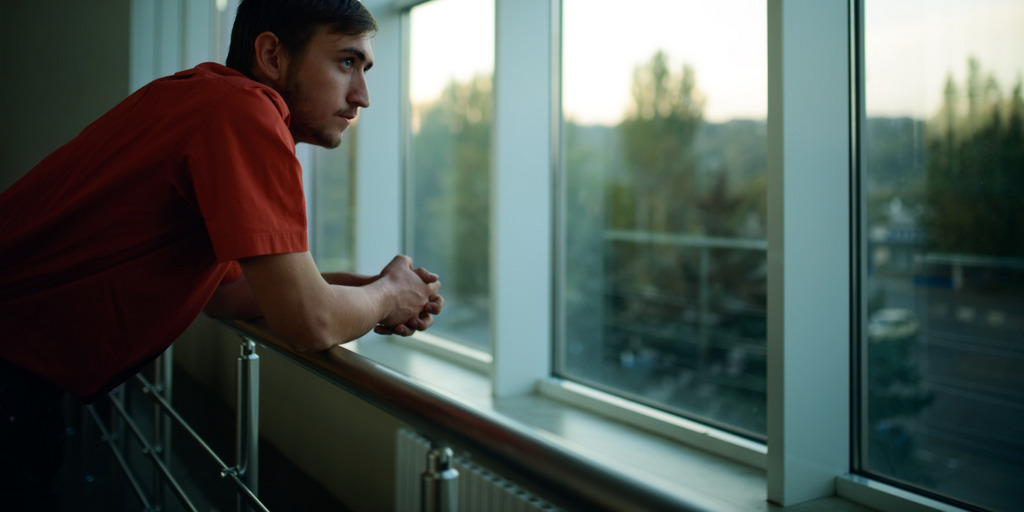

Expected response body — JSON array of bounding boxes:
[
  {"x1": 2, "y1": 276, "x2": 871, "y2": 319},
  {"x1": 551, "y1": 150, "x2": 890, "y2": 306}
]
[{"x1": 253, "y1": 31, "x2": 288, "y2": 84}]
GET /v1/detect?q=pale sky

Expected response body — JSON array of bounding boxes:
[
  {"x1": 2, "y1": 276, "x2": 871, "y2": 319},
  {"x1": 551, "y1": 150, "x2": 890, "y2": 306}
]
[
  {"x1": 865, "y1": 0, "x2": 1024, "y2": 119},
  {"x1": 408, "y1": 0, "x2": 494, "y2": 104},
  {"x1": 408, "y1": 0, "x2": 1023, "y2": 126}
]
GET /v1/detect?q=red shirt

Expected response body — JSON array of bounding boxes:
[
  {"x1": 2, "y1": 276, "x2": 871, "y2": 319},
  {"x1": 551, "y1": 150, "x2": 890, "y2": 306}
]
[{"x1": 0, "y1": 63, "x2": 308, "y2": 399}]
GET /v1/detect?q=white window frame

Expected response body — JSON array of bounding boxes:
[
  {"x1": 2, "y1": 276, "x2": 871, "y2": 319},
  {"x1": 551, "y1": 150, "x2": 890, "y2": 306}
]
[
  {"x1": 766, "y1": 0, "x2": 851, "y2": 505},
  {"x1": 354, "y1": 1, "x2": 972, "y2": 511}
]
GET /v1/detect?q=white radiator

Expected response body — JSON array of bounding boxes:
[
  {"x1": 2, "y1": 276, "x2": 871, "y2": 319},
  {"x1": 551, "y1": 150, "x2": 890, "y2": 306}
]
[{"x1": 395, "y1": 428, "x2": 563, "y2": 512}]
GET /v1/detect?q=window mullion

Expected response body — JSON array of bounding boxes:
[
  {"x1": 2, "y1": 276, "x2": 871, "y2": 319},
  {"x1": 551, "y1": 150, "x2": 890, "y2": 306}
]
[
  {"x1": 766, "y1": 0, "x2": 852, "y2": 505},
  {"x1": 491, "y1": 0, "x2": 555, "y2": 396},
  {"x1": 354, "y1": 0, "x2": 405, "y2": 274}
]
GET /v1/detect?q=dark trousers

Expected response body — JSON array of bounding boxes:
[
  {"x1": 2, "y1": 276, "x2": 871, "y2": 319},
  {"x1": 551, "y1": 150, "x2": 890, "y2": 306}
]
[{"x1": 0, "y1": 359, "x2": 66, "y2": 512}]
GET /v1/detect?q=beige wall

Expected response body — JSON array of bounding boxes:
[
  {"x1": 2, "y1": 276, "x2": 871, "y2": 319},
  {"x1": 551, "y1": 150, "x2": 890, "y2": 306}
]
[
  {"x1": 0, "y1": 0, "x2": 131, "y2": 191},
  {"x1": 174, "y1": 317, "x2": 403, "y2": 511}
]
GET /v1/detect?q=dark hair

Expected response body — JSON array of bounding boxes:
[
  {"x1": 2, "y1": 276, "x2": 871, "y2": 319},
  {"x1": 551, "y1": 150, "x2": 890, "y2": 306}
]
[{"x1": 226, "y1": 0, "x2": 378, "y2": 77}]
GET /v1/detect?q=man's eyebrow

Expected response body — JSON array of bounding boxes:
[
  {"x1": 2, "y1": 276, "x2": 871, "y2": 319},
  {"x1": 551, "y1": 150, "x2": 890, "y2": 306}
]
[{"x1": 339, "y1": 47, "x2": 373, "y2": 70}]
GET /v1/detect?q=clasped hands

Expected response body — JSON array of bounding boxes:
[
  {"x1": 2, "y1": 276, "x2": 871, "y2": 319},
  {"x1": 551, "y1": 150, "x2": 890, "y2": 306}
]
[{"x1": 373, "y1": 255, "x2": 444, "y2": 337}]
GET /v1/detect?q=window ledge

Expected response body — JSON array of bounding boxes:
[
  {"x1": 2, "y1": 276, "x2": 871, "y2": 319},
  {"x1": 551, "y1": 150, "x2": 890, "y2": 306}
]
[
  {"x1": 348, "y1": 336, "x2": 878, "y2": 512},
  {"x1": 837, "y1": 474, "x2": 967, "y2": 512}
]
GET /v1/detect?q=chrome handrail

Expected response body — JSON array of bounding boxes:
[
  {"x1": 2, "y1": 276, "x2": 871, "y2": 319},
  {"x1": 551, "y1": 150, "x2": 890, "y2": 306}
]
[
  {"x1": 220, "y1": 319, "x2": 714, "y2": 512},
  {"x1": 136, "y1": 373, "x2": 269, "y2": 512},
  {"x1": 86, "y1": 347, "x2": 267, "y2": 512}
]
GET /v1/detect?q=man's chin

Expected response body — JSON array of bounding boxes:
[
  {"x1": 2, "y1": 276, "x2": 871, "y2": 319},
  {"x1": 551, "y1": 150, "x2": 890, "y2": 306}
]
[
  {"x1": 304, "y1": 131, "x2": 344, "y2": 149},
  {"x1": 318, "y1": 136, "x2": 343, "y2": 149},
  {"x1": 289, "y1": 122, "x2": 346, "y2": 148}
]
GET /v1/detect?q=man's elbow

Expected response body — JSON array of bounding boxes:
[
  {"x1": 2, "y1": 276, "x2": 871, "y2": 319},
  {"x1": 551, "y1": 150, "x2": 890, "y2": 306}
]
[
  {"x1": 278, "y1": 328, "x2": 336, "y2": 353},
  {"x1": 290, "y1": 336, "x2": 337, "y2": 353},
  {"x1": 204, "y1": 276, "x2": 263, "y2": 320}
]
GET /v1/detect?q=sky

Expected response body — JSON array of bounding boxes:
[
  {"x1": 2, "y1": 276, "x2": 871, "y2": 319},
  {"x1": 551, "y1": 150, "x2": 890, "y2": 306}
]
[
  {"x1": 865, "y1": 0, "x2": 1024, "y2": 119},
  {"x1": 408, "y1": 0, "x2": 495, "y2": 104},
  {"x1": 408, "y1": 0, "x2": 1023, "y2": 126}
]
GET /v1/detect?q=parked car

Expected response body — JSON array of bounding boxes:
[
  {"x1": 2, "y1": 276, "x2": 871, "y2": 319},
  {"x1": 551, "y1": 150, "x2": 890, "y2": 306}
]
[{"x1": 867, "y1": 308, "x2": 920, "y2": 342}]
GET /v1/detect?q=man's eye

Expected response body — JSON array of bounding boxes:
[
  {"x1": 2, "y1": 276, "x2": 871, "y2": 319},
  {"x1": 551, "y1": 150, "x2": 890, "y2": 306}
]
[{"x1": 341, "y1": 58, "x2": 355, "y2": 69}]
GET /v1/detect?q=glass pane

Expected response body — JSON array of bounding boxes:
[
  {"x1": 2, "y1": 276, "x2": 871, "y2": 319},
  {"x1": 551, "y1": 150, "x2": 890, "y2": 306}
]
[
  {"x1": 557, "y1": 0, "x2": 768, "y2": 438},
  {"x1": 310, "y1": 134, "x2": 356, "y2": 272},
  {"x1": 860, "y1": 2, "x2": 1024, "y2": 510},
  {"x1": 407, "y1": 0, "x2": 494, "y2": 350}
]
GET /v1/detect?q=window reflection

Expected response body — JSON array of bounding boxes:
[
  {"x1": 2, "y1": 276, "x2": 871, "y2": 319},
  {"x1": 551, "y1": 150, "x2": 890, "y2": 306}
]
[
  {"x1": 557, "y1": 0, "x2": 768, "y2": 438},
  {"x1": 860, "y1": 2, "x2": 1024, "y2": 510},
  {"x1": 406, "y1": 0, "x2": 494, "y2": 350}
]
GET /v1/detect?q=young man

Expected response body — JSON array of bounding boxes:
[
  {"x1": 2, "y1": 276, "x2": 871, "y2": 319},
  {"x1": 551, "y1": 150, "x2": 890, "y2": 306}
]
[{"x1": 0, "y1": 0, "x2": 440, "y2": 508}]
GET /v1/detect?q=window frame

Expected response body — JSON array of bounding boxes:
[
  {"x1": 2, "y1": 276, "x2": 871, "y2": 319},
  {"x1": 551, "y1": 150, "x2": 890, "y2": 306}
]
[
  {"x1": 765, "y1": 0, "x2": 852, "y2": 504},
  {"x1": 353, "y1": 1, "x2": 980, "y2": 510},
  {"x1": 847, "y1": 2, "x2": 1023, "y2": 511}
]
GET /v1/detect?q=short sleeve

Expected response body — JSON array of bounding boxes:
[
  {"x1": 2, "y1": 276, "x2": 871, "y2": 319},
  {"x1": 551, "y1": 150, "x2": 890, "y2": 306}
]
[{"x1": 184, "y1": 85, "x2": 308, "y2": 262}]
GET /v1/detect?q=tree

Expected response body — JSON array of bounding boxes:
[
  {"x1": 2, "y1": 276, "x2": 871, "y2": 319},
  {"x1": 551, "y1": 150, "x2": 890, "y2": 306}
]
[
  {"x1": 598, "y1": 51, "x2": 770, "y2": 435},
  {"x1": 617, "y1": 50, "x2": 705, "y2": 234},
  {"x1": 409, "y1": 75, "x2": 493, "y2": 338},
  {"x1": 925, "y1": 58, "x2": 1024, "y2": 259}
]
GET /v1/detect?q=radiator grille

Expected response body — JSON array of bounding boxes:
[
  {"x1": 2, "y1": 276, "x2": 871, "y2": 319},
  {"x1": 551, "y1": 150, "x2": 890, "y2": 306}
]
[{"x1": 395, "y1": 428, "x2": 562, "y2": 512}]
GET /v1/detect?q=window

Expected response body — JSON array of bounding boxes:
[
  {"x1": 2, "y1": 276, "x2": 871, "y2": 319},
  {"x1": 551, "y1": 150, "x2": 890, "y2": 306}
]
[
  {"x1": 858, "y1": 1, "x2": 1024, "y2": 510},
  {"x1": 310, "y1": 139, "x2": 357, "y2": 272},
  {"x1": 405, "y1": 0, "x2": 495, "y2": 351},
  {"x1": 555, "y1": 0, "x2": 769, "y2": 438},
  {"x1": 345, "y1": 0, "x2": 1022, "y2": 509}
]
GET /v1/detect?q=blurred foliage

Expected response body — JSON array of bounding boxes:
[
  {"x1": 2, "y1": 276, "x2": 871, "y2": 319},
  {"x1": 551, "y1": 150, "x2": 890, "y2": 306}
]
[
  {"x1": 617, "y1": 51, "x2": 704, "y2": 234},
  {"x1": 409, "y1": 76, "x2": 493, "y2": 300},
  {"x1": 925, "y1": 58, "x2": 1024, "y2": 258},
  {"x1": 310, "y1": 131, "x2": 357, "y2": 272},
  {"x1": 563, "y1": 51, "x2": 769, "y2": 436}
]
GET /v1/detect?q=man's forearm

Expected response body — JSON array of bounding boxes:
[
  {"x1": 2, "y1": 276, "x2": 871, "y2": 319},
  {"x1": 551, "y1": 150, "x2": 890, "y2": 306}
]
[
  {"x1": 230, "y1": 252, "x2": 440, "y2": 352},
  {"x1": 322, "y1": 271, "x2": 379, "y2": 287}
]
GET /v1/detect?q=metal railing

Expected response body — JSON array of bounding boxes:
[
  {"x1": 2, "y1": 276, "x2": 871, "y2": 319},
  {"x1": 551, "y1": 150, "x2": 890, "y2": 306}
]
[
  {"x1": 86, "y1": 343, "x2": 266, "y2": 512},
  {"x1": 89, "y1": 318, "x2": 715, "y2": 512}
]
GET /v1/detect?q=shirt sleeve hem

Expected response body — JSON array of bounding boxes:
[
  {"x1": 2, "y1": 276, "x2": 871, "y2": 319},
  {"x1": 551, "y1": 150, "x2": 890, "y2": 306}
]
[{"x1": 214, "y1": 230, "x2": 309, "y2": 262}]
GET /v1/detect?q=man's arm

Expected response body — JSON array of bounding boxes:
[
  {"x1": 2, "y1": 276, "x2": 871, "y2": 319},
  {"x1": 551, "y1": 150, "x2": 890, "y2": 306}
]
[
  {"x1": 203, "y1": 271, "x2": 263, "y2": 320},
  {"x1": 321, "y1": 271, "x2": 378, "y2": 287},
  {"x1": 205, "y1": 252, "x2": 441, "y2": 352}
]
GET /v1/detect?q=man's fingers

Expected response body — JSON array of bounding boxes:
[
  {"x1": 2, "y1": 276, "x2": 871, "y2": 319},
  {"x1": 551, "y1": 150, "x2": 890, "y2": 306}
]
[
  {"x1": 375, "y1": 288, "x2": 441, "y2": 336},
  {"x1": 386, "y1": 254, "x2": 414, "y2": 273},
  {"x1": 416, "y1": 313, "x2": 434, "y2": 330},
  {"x1": 414, "y1": 267, "x2": 439, "y2": 283},
  {"x1": 375, "y1": 322, "x2": 419, "y2": 336},
  {"x1": 427, "y1": 294, "x2": 444, "y2": 314}
]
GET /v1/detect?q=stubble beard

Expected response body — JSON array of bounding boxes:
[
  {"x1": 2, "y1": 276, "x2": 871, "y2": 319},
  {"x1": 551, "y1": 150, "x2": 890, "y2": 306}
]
[{"x1": 280, "y1": 74, "x2": 344, "y2": 149}]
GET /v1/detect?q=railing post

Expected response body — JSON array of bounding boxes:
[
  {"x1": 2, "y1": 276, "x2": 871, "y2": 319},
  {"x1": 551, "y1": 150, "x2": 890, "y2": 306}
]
[
  {"x1": 153, "y1": 348, "x2": 174, "y2": 511},
  {"x1": 236, "y1": 337, "x2": 260, "y2": 512},
  {"x1": 110, "y1": 386, "x2": 131, "y2": 507},
  {"x1": 421, "y1": 445, "x2": 459, "y2": 512}
]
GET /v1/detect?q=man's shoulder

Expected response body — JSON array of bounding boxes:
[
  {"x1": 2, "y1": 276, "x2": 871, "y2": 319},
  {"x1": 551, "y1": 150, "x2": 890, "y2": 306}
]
[{"x1": 154, "y1": 63, "x2": 289, "y2": 120}]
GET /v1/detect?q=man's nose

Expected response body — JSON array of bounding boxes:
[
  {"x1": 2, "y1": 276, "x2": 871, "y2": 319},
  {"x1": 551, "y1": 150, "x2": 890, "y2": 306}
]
[{"x1": 348, "y1": 72, "x2": 370, "y2": 109}]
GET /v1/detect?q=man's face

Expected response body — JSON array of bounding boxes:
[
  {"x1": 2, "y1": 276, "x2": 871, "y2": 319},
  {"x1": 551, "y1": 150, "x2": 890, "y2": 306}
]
[{"x1": 279, "y1": 26, "x2": 373, "y2": 148}]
